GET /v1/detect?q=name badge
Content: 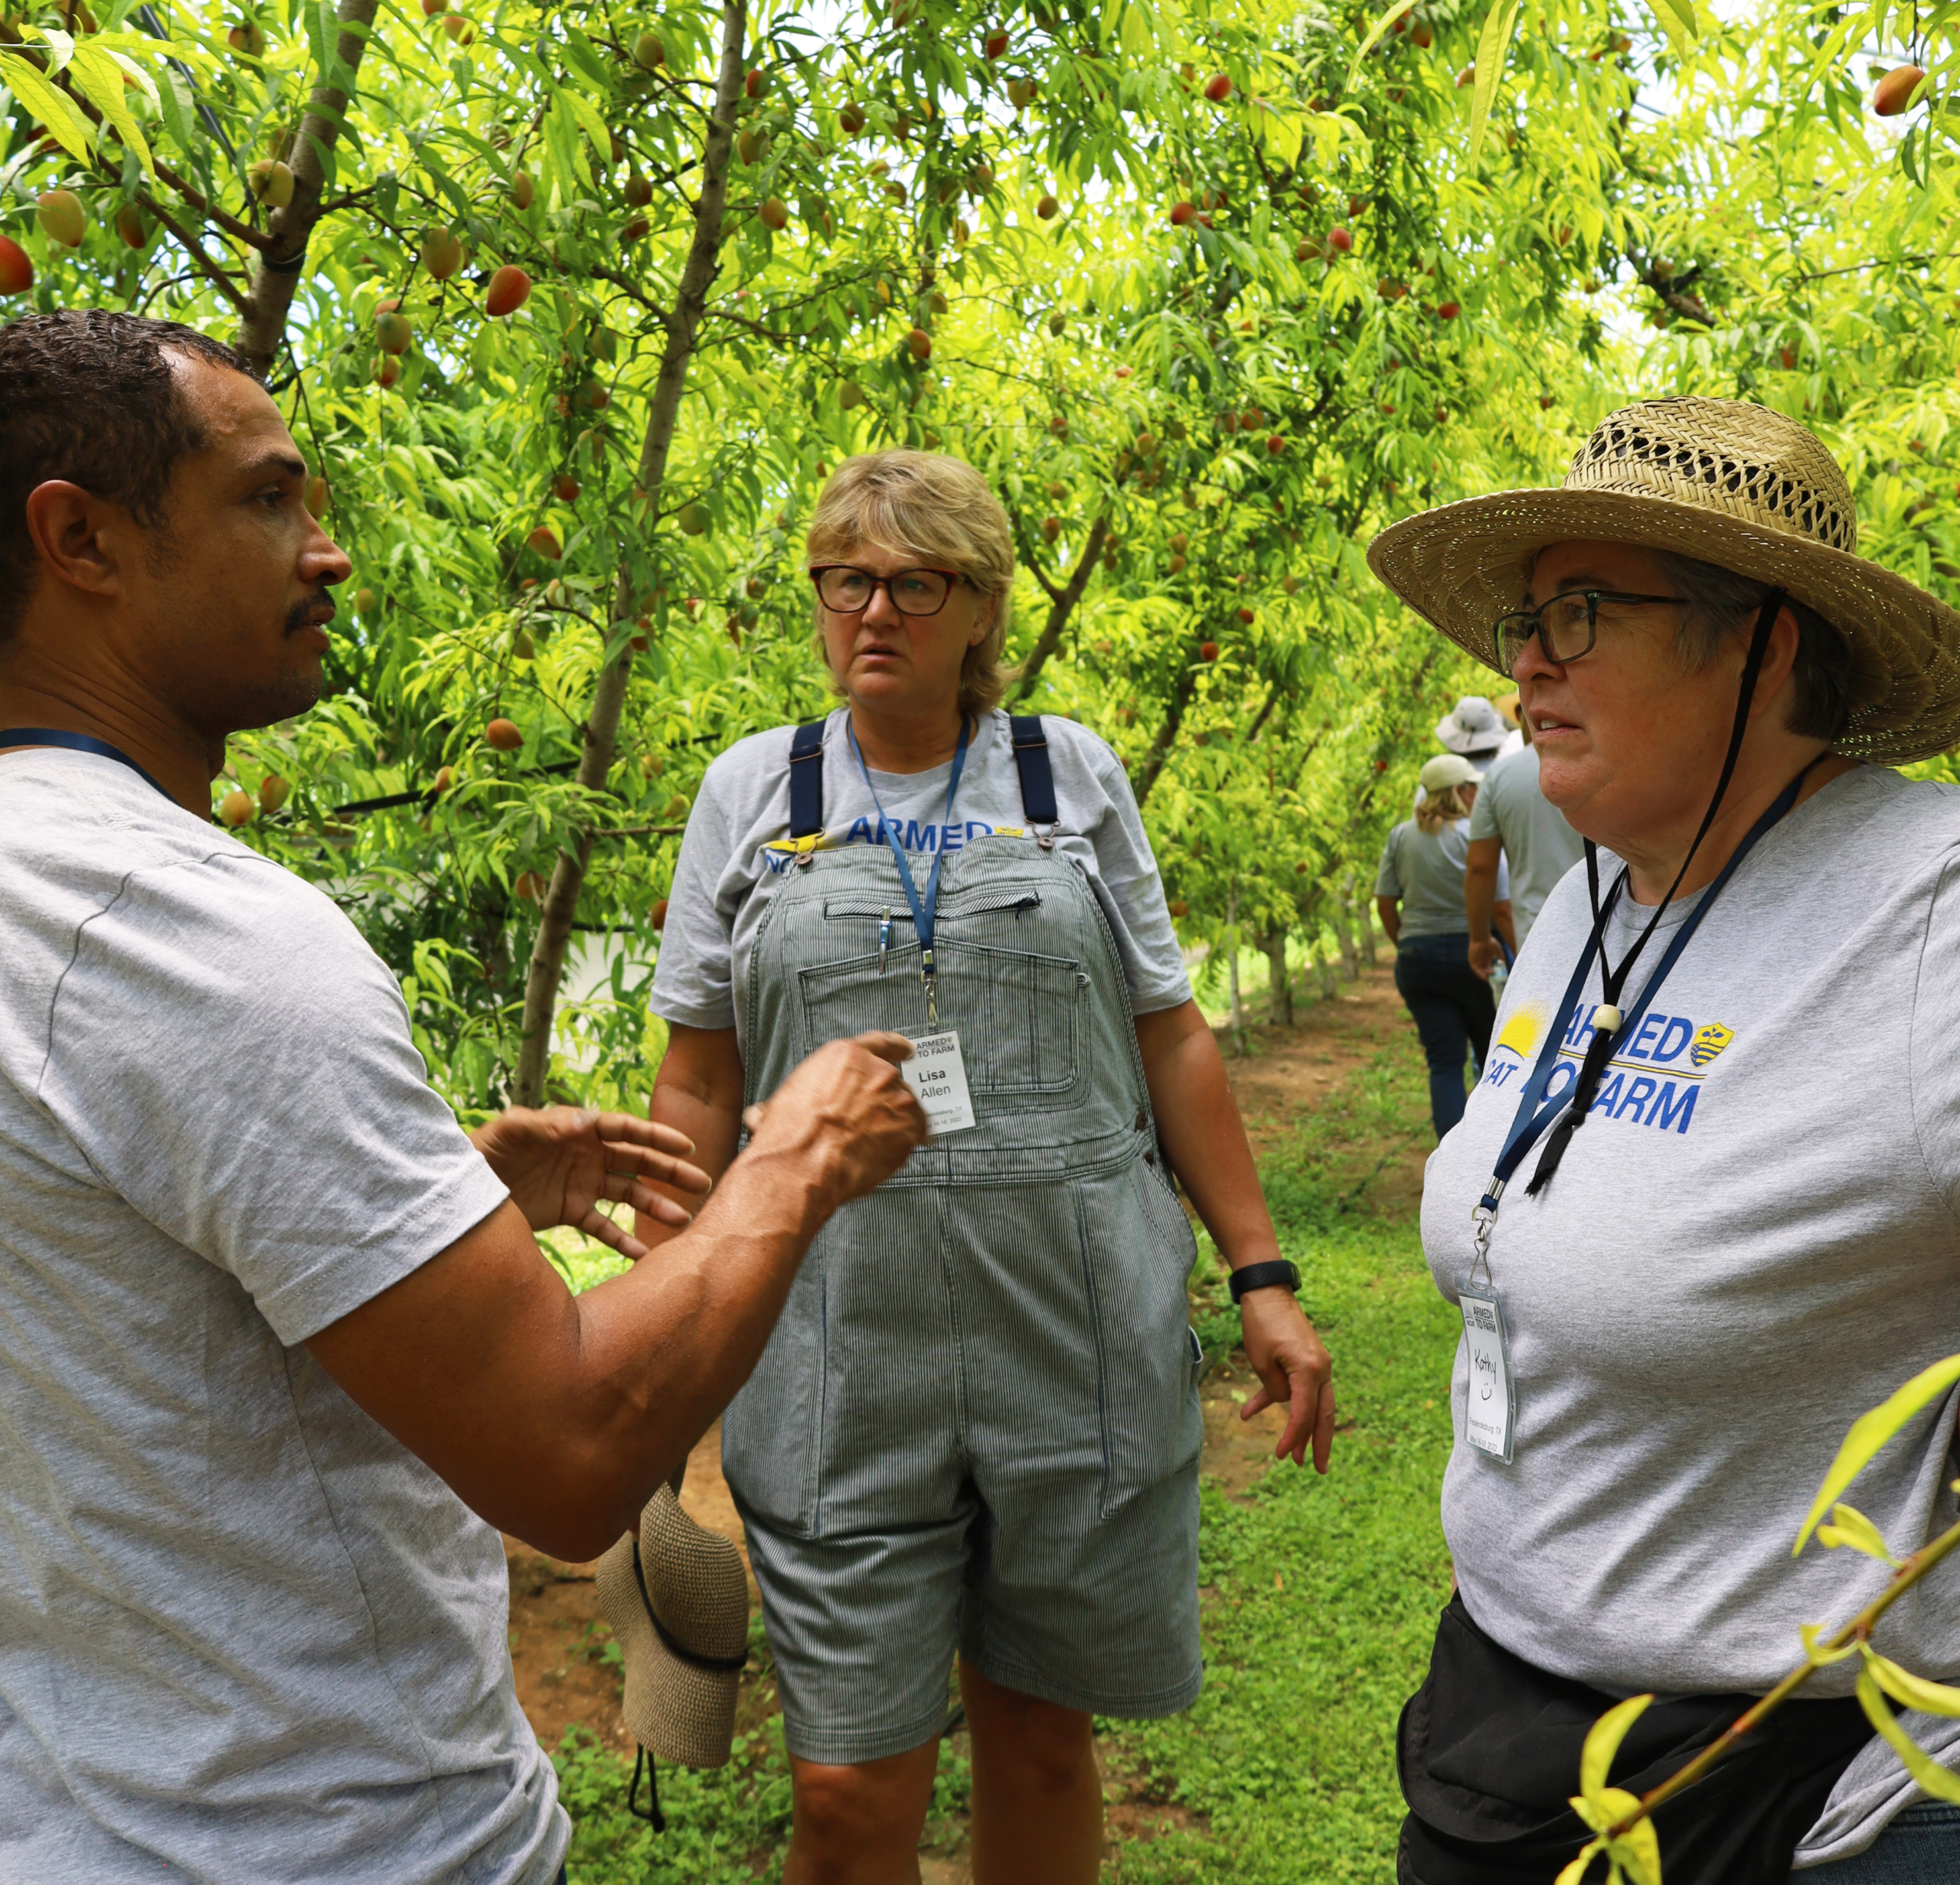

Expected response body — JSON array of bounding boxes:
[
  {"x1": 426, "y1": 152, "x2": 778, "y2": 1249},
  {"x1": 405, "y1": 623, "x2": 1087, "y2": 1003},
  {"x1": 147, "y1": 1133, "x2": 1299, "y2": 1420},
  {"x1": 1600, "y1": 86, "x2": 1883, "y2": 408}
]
[
  {"x1": 902, "y1": 1029, "x2": 976, "y2": 1136},
  {"x1": 1459, "y1": 1289, "x2": 1516, "y2": 1465}
]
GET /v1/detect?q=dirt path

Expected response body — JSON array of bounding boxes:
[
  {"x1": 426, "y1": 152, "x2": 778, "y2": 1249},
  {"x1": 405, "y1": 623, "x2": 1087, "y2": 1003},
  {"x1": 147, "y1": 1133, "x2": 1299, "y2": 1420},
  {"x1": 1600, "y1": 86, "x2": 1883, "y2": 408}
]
[{"x1": 506, "y1": 960, "x2": 1426, "y2": 1871}]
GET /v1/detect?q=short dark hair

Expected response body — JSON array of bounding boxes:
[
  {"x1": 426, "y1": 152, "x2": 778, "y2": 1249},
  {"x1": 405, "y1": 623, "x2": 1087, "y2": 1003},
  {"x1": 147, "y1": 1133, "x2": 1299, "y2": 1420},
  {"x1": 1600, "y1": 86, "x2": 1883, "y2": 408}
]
[
  {"x1": 0, "y1": 311, "x2": 257, "y2": 644},
  {"x1": 1653, "y1": 548, "x2": 1855, "y2": 744}
]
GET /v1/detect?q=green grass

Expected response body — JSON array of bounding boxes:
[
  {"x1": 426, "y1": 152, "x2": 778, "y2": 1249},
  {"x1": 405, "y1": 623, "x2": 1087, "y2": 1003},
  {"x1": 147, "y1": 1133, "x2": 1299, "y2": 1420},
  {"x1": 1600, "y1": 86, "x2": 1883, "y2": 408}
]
[{"x1": 554, "y1": 1020, "x2": 1460, "y2": 1883}]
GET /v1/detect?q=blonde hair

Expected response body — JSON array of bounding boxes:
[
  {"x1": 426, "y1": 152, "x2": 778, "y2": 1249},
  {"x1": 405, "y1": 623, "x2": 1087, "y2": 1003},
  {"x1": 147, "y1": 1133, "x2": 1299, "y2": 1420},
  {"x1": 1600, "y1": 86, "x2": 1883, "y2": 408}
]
[
  {"x1": 1415, "y1": 783, "x2": 1475, "y2": 833},
  {"x1": 805, "y1": 449, "x2": 1016, "y2": 717}
]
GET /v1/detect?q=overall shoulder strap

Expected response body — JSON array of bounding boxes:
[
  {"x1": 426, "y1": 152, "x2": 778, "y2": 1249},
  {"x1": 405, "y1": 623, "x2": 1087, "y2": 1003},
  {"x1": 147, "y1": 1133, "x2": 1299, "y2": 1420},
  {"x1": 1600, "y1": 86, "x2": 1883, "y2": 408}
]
[
  {"x1": 788, "y1": 720, "x2": 826, "y2": 838},
  {"x1": 1008, "y1": 716, "x2": 1058, "y2": 828}
]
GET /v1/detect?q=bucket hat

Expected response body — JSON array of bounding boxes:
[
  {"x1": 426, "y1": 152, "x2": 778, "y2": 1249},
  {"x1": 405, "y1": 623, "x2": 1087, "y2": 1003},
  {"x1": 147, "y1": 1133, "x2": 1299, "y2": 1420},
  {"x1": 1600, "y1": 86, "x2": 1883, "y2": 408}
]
[
  {"x1": 1434, "y1": 696, "x2": 1506, "y2": 756},
  {"x1": 1419, "y1": 753, "x2": 1481, "y2": 795},
  {"x1": 595, "y1": 1477, "x2": 750, "y2": 1771},
  {"x1": 1367, "y1": 397, "x2": 1960, "y2": 765}
]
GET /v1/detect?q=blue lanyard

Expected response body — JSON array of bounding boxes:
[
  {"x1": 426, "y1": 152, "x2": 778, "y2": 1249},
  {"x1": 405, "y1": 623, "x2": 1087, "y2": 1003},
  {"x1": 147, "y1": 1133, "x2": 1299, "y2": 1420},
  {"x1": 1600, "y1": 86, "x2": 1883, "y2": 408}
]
[
  {"x1": 0, "y1": 727, "x2": 172, "y2": 802},
  {"x1": 1476, "y1": 767, "x2": 1811, "y2": 1235},
  {"x1": 846, "y1": 716, "x2": 971, "y2": 1023}
]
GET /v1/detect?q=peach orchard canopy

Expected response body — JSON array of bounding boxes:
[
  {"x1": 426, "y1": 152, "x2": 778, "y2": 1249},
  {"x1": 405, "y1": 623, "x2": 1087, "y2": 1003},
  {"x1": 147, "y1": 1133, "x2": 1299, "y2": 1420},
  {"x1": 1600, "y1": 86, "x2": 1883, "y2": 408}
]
[{"x1": 1367, "y1": 397, "x2": 1960, "y2": 766}]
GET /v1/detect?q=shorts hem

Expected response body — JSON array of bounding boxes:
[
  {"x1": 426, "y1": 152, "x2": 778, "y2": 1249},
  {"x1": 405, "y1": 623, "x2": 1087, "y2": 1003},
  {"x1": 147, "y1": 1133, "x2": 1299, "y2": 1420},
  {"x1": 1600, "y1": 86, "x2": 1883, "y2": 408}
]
[
  {"x1": 962, "y1": 1650, "x2": 1204, "y2": 1722},
  {"x1": 779, "y1": 1696, "x2": 954, "y2": 1768}
]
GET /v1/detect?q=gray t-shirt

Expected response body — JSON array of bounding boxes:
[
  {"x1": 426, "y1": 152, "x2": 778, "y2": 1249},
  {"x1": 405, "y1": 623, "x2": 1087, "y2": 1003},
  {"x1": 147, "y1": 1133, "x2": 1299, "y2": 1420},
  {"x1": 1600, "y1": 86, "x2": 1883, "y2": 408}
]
[
  {"x1": 652, "y1": 707, "x2": 1191, "y2": 1050},
  {"x1": 1375, "y1": 818, "x2": 1508, "y2": 940},
  {"x1": 1422, "y1": 766, "x2": 1960, "y2": 1862},
  {"x1": 1466, "y1": 744, "x2": 1584, "y2": 949},
  {"x1": 0, "y1": 750, "x2": 564, "y2": 1884}
]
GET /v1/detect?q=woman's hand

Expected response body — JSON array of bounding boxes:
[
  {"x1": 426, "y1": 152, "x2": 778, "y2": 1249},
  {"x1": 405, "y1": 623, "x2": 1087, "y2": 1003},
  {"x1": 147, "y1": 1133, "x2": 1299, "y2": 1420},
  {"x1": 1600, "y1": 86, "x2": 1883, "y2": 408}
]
[
  {"x1": 1238, "y1": 1289, "x2": 1337, "y2": 1472},
  {"x1": 469, "y1": 1107, "x2": 711, "y2": 1260}
]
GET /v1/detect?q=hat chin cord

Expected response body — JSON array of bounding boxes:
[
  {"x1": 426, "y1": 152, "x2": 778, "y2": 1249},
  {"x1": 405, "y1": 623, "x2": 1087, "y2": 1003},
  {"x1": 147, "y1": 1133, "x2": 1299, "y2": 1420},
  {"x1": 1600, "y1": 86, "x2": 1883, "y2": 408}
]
[
  {"x1": 623, "y1": 1534, "x2": 750, "y2": 1834},
  {"x1": 1524, "y1": 590, "x2": 1792, "y2": 1197}
]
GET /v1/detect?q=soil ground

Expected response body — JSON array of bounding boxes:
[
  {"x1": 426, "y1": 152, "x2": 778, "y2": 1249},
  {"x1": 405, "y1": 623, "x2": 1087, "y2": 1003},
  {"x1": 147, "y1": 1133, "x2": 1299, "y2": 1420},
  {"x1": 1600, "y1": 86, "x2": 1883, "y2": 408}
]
[{"x1": 506, "y1": 958, "x2": 1425, "y2": 1879}]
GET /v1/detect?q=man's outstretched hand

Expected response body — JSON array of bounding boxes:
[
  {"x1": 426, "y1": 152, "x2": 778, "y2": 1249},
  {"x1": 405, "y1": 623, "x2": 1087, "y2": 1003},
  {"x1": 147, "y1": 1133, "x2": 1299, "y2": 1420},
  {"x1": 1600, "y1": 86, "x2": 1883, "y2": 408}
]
[{"x1": 469, "y1": 1108, "x2": 712, "y2": 1260}]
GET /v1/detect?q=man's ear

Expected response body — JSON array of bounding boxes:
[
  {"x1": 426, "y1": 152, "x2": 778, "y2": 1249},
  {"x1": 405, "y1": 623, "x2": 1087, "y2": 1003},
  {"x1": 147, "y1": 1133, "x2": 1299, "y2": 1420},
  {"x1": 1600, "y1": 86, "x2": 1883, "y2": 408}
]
[{"x1": 24, "y1": 480, "x2": 128, "y2": 601}]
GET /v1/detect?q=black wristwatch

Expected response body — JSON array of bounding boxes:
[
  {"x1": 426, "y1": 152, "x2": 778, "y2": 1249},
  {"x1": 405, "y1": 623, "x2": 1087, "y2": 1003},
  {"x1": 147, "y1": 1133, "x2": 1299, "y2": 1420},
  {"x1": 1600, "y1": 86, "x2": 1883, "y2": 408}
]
[{"x1": 1228, "y1": 1259, "x2": 1300, "y2": 1304}]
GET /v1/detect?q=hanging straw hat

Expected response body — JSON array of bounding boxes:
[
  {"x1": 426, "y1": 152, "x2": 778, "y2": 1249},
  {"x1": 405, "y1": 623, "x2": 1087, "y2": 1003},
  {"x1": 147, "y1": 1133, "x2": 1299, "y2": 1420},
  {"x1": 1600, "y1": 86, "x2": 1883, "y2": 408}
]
[
  {"x1": 1367, "y1": 396, "x2": 1960, "y2": 766},
  {"x1": 595, "y1": 1476, "x2": 750, "y2": 1769},
  {"x1": 1433, "y1": 695, "x2": 1507, "y2": 756}
]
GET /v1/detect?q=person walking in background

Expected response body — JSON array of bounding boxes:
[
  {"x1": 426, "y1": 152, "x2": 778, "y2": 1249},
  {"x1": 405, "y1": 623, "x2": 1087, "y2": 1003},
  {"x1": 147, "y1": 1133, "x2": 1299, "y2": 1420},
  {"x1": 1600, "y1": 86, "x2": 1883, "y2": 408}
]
[
  {"x1": 1377, "y1": 755, "x2": 1514, "y2": 1139},
  {"x1": 1465, "y1": 711, "x2": 1584, "y2": 978},
  {"x1": 1434, "y1": 695, "x2": 1509, "y2": 776}
]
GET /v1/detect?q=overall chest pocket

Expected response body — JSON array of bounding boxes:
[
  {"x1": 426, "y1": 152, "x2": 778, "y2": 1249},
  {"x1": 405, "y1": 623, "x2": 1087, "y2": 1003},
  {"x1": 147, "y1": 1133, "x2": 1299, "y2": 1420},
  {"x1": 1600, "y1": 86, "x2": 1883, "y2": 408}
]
[{"x1": 798, "y1": 888, "x2": 1089, "y2": 1102}]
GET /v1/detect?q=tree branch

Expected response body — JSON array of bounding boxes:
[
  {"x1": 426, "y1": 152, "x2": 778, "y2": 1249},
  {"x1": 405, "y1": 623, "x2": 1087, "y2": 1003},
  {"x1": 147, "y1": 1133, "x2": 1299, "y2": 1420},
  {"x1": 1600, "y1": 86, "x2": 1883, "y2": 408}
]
[
  {"x1": 513, "y1": 0, "x2": 748, "y2": 1109},
  {"x1": 1602, "y1": 1514, "x2": 1960, "y2": 1850},
  {"x1": 1011, "y1": 505, "x2": 1112, "y2": 703},
  {"x1": 139, "y1": 194, "x2": 249, "y2": 314},
  {"x1": 1132, "y1": 656, "x2": 1200, "y2": 810},
  {"x1": 235, "y1": 0, "x2": 384, "y2": 377}
]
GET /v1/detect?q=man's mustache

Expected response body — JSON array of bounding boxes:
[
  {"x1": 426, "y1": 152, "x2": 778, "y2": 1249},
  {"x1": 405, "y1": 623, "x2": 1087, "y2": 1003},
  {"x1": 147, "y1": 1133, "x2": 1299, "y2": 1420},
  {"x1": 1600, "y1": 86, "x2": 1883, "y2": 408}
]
[{"x1": 284, "y1": 592, "x2": 336, "y2": 635}]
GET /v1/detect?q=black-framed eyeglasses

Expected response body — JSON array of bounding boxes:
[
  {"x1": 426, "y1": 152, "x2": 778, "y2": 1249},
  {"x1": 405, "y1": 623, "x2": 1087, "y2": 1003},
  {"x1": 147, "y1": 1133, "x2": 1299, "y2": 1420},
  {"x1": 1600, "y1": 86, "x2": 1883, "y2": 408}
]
[
  {"x1": 1494, "y1": 590, "x2": 1692, "y2": 671},
  {"x1": 810, "y1": 565, "x2": 966, "y2": 617}
]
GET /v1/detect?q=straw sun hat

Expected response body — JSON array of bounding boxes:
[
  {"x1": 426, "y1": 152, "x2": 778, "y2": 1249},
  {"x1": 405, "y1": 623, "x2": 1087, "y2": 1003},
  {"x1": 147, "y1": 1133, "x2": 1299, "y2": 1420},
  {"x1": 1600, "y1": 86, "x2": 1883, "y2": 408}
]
[
  {"x1": 1368, "y1": 396, "x2": 1960, "y2": 766},
  {"x1": 594, "y1": 1476, "x2": 750, "y2": 1772}
]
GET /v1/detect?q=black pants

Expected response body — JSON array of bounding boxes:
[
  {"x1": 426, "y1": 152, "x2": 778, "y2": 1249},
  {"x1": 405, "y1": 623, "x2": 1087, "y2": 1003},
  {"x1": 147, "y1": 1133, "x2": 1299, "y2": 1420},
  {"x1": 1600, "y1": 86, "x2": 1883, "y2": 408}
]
[{"x1": 1394, "y1": 935, "x2": 1496, "y2": 1139}]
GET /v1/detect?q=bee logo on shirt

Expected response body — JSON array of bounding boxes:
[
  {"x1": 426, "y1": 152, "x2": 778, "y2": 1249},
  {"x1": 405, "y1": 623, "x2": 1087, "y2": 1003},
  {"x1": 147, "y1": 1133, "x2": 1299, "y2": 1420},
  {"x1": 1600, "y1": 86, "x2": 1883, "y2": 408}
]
[{"x1": 1689, "y1": 1022, "x2": 1734, "y2": 1069}]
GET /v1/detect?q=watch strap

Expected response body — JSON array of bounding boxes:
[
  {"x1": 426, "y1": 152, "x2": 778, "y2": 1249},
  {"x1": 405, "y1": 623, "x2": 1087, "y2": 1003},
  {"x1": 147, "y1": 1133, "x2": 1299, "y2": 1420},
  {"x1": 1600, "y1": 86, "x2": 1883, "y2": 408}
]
[{"x1": 1228, "y1": 1259, "x2": 1299, "y2": 1304}]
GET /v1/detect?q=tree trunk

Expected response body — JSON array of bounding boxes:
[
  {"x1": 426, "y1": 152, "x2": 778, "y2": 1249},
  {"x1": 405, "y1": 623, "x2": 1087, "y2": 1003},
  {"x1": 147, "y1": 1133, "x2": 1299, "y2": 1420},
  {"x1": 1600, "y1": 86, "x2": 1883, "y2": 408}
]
[
  {"x1": 1348, "y1": 862, "x2": 1380, "y2": 956},
  {"x1": 234, "y1": 0, "x2": 382, "y2": 375},
  {"x1": 1225, "y1": 888, "x2": 1246, "y2": 1054},
  {"x1": 1328, "y1": 892, "x2": 1360, "y2": 981},
  {"x1": 1264, "y1": 926, "x2": 1292, "y2": 1027},
  {"x1": 513, "y1": 0, "x2": 746, "y2": 1108},
  {"x1": 1011, "y1": 507, "x2": 1111, "y2": 702},
  {"x1": 1132, "y1": 660, "x2": 1198, "y2": 809},
  {"x1": 1313, "y1": 945, "x2": 1338, "y2": 1001}
]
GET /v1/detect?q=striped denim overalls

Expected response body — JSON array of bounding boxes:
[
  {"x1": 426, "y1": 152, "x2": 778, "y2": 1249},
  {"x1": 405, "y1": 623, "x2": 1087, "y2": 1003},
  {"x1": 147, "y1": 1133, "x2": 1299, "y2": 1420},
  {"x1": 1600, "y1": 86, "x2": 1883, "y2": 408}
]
[{"x1": 718, "y1": 717, "x2": 1205, "y2": 1766}]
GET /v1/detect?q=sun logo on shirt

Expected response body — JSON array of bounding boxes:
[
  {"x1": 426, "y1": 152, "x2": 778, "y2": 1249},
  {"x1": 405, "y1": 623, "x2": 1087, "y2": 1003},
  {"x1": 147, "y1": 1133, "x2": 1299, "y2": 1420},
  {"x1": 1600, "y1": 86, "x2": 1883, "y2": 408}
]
[
  {"x1": 1690, "y1": 1022, "x2": 1735, "y2": 1069},
  {"x1": 1494, "y1": 1003, "x2": 1546, "y2": 1060}
]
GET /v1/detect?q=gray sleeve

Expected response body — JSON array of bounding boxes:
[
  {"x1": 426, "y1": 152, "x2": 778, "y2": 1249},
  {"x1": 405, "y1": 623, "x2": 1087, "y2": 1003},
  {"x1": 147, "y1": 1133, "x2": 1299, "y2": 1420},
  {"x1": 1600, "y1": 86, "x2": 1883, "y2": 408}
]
[
  {"x1": 1375, "y1": 828, "x2": 1404, "y2": 898},
  {"x1": 1082, "y1": 745, "x2": 1192, "y2": 1014},
  {"x1": 649, "y1": 755, "x2": 744, "y2": 1032},
  {"x1": 33, "y1": 859, "x2": 509, "y2": 1346},
  {"x1": 1909, "y1": 849, "x2": 1960, "y2": 1218},
  {"x1": 1468, "y1": 781, "x2": 1501, "y2": 842}
]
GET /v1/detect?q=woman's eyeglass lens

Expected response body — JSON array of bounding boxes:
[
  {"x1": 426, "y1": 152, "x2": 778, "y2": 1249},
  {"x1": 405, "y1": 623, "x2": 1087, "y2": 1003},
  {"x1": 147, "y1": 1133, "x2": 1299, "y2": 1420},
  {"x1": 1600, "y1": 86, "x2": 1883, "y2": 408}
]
[
  {"x1": 814, "y1": 567, "x2": 956, "y2": 617},
  {"x1": 1495, "y1": 591, "x2": 1688, "y2": 670}
]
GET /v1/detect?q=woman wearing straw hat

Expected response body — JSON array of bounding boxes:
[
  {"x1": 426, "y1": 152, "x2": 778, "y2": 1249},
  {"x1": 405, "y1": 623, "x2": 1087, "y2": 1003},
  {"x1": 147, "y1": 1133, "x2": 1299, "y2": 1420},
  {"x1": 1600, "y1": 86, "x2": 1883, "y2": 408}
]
[
  {"x1": 1377, "y1": 753, "x2": 1516, "y2": 1140},
  {"x1": 635, "y1": 450, "x2": 1334, "y2": 1883},
  {"x1": 1369, "y1": 397, "x2": 1960, "y2": 1883}
]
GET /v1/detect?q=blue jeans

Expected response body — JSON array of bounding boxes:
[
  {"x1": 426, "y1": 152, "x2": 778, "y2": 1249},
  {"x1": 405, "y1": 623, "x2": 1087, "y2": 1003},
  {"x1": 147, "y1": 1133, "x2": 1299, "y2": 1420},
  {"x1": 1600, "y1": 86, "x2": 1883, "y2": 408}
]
[
  {"x1": 1801, "y1": 1802, "x2": 1960, "y2": 1882},
  {"x1": 1393, "y1": 935, "x2": 1496, "y2": 1139}
]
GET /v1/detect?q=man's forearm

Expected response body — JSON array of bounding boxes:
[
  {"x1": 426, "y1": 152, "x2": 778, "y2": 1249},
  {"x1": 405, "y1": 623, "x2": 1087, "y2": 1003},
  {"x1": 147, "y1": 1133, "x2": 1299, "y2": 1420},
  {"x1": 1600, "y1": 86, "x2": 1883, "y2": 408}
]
[{"x1": 555, "y1": 1137, "x2": 842, "y2": 1548}]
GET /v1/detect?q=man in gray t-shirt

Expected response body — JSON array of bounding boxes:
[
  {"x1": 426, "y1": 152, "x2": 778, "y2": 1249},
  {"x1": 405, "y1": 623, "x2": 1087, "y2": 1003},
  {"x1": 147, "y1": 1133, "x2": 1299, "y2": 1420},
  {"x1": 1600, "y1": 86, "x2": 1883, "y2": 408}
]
[
  {"x1": 1465, "y1": 740, "x2": 1583, "y2": 972},
  {"x1": 0, "y1": 312, "x2": 924, "y2": 1883}
]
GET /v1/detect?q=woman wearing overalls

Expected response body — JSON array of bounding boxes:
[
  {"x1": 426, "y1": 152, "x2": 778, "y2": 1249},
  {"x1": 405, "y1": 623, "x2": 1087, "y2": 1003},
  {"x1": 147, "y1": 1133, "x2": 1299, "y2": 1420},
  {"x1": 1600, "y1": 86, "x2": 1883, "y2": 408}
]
[{"x1": 642, "y1": 450, "x2": 1333, "y2": 1885}]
